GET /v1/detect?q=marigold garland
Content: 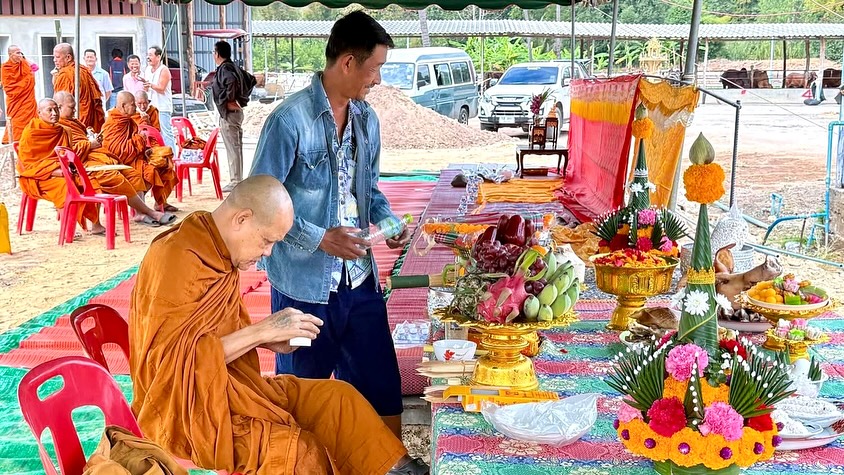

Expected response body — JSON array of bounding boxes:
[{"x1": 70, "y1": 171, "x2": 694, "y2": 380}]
[
  {"x1": 421, "y1": 223, "x2": 489, "y2": 235},
  {"x1": 683, "y1": 162, "x2": 726, "y2": 204},
  {"x1": 632, "y1": 118, "x2": 655, "y2": 139}
]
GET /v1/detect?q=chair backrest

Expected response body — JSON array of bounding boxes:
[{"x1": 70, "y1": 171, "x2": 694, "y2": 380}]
[
  {"x1": 18, "y1": 356, "x2": 142, "y2": 475},
  {"x1": 138, "y1": 124, "x2": 165, "y2": 148},
  {"x1": 171, "y1": 117, "x2": 197, "y2": 147},
  {"x1": 69, "y1": 304, "x2": 130, "y2": 373},
  {"x1": 12, "y1": 141, "x2": 23, "y2": 174},
  {"x1": 54, "y1": 147, "x2": 97, "y2": 200},
  {"x1": 201, "y1": 128, "x2": 220, "y2": 167}
]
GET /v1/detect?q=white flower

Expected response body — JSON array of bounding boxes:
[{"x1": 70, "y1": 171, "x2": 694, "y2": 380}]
[
  {"x1": 646, "y1": 182, "x2": 657, "y2": 192},
  {"x1": 684, "y1": 290, "x2": 711, "y2": 316},
  {"x1": 714, "y1": 293, "x2": 733, "y2": 311},
  {"x1": 669, "y1": 289, "x2": 686, "y2": 311},
  {"x1": 629, "y1": 182, "x2": 644, "y2": 194}
]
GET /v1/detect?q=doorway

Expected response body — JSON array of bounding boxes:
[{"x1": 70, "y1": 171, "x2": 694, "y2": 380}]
[
  {"x1": 40, "y1": 36, "x2": 74, "y2": 98},
  {"x1": 98, "y1": 36, "x2": 133, "y2": 92}
]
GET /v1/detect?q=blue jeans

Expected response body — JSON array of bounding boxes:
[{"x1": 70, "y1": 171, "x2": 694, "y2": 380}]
[
  {"x1": 271, "y1": 271, "x2": 403, "y2": 417},
  {"x1": 158, "y1": 111, "x2": 174, "y2": 149},
  {"x1": 108, "y1": 94, "x2": 117, "y2": 109}
]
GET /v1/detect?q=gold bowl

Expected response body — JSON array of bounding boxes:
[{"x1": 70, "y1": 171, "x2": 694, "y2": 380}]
[
  {"x1": 435, "y1": 308, "x2": 578, "y2": 390},
  {"x1": 738, "y1": 293, "x2": 838, "y2": 325},
  {"x1": 762, "y1": 329, "x2": 830, "y2": 362},
  {"x1": 590, "y1": 254, "x2": 679, "y2": 331}
]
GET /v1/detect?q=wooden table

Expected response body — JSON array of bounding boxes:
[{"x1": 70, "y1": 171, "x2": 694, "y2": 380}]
[{"x1": 515, "y1": 145, "x2": 569, "y2": 178}]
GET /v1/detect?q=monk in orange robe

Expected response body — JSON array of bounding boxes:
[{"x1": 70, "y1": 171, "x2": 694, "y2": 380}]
[
  {"x1": 130, "y1": 176, "x2": 428, "y2": 475},
  {"x1": 132, "y1": 90, "x2": 161, "y2": 132},
  {"x1": 54, "y1": 91, "x2": 174, "y2": 226},
  {"x1": 18, "y1": 98, "x2": 105, "y2": 234},
  {"x1": 102, "y1": 91, "x2": 178, "y2": 214},
  {"x1": 52, "y1": 43, "x2": 105, "y2": 133},
  {"x1": 1, "y1": 45, "x2": 38, "y2": 143}
]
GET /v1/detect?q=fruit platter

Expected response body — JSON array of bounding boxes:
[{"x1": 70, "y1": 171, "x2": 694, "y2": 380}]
[{"x1": 740, "y1": 275, "x2": 836, "y2": 323}]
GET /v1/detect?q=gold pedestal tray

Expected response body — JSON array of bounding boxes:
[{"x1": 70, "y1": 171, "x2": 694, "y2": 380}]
[
  {"x1": 738, "y1": 293, "x2": 838, "y2": 325},
  {"x1": 590, "y1": 255, "x2": 679, "y2": 332},
  {"x1": 762, "y1": 329, "x2": 829, "y2": 362},
  {"x1": 436, "y1": 309, "x2": 578, "y2": 390}
]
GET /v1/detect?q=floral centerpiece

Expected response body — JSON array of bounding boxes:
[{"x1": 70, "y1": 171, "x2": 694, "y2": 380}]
[
  {"x1": 607, "y1": 134, "x2": 793, "y2": 474},
  {"x1": 594, "y1": 105, "x2": 688, "y2": 257},
  {"x1": 529, "y1": 88, "x2": 552, "y2": 124}
]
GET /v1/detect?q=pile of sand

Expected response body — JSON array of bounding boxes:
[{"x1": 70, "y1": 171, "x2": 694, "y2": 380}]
[{"x1": 241, "y1": 85, "x2": 514, "y2": 150}]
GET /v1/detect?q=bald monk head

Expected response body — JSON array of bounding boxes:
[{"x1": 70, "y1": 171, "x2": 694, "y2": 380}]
[
  {"x1": 134, "y1": 90, "x2": 150, "y2": 113},
  {"x1": 116, "y1": 91, "x2": 137, "y2": 116},
  {"x1": 53, "y1": 43, "x2": 74, "y2": 69},
  {"x1": 53, "y1": 91, "x2": 76, "y2": 120},
  {"x1": 37, "y1": 98, "x2": 60, "y2": 125},
  {"x1": 7, "y1": 45, "x2": 24, "y2": 63},
  {"x1": 211, "y1": 175, "x2": 294, "y2": 271}
]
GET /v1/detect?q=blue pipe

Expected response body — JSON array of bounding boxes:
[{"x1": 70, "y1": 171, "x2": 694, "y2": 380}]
[{"x1": 826, "y1": 121, "x2": 843, "y2": 243}]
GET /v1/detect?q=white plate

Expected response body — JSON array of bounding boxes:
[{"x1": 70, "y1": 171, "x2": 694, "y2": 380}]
[
  {"x1": 792, "y1": 412, "x2": 844, "y2": 428},
  {"x1": 719, "y1": 319, "x2": 772, "y2": 333},
  {"x1": 776, "y1": 427, "x2": 844, "y2": 451},
  {"x1": 748, "y1": 295, "x2": 829, "y2": 312},
  {"x1": 779, "y1": 424, "x2": 824, "y2": 440}
]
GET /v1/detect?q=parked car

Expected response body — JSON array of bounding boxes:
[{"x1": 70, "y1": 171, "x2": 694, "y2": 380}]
[
  {"x1": 171, "y1": 93, "x2": 209, "y2": 118},
  {"x1": 479, "y1": 60, "x2": 590, "y2": 132},
  {"x1": 380, "y1": 47, "x2": 478, "y2": 124},
  {"x1": 167, "y1": 58, "x2": 207, "y2": 95}
]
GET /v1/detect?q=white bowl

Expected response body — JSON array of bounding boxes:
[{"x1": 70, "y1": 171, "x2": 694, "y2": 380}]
[{"x1": 433, "y1": 339, "x2": 477, "y2": 362}]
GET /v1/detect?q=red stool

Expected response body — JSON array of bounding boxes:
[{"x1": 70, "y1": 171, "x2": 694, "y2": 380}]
[{"x1": 175, "y1": 128, "x2": 222, "y2": 202}]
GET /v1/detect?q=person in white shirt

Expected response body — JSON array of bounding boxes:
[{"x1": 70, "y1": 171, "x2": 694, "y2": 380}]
[
  {"x1": 84, "y1": 49, "x2": 113, "y2": 113},
  {"x1": 142, "y1": 46, "x2": 174, "y2": 148}
]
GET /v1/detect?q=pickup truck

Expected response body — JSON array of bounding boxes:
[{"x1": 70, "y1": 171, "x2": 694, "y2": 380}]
[{"x1": 479, "y1": 60, "x2": 590, "y2": 132}]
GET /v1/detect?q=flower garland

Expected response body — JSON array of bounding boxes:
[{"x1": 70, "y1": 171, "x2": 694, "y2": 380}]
[{"x1": 683, "y1": 163, "x2": 726, "y2": 204}]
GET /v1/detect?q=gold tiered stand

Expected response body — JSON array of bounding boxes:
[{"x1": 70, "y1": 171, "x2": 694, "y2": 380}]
[
  {"x1": 436, "y1": 309, "x2": 578, "y2": 390},
  {"x1": 590, "y1": 254, "x2": 679, "y2": 331}
]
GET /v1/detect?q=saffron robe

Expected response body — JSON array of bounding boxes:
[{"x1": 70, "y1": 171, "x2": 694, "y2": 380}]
[
  {"x1": 129, "y1": 212, "x2": 406, "y2": 475},
  {"x1": 132, "y1": 104, "x2": 162, "y2": 136},
  {"x1": 60, "y1": 117, "x2": 142, "y2": 197},
  {"x1": 53, "y1": 62, "x2": 105, "y2": 132},
  {"x1": 1, "y1": 58, "x2": 37, "y2": 143},
  {"x1": 101, "y1": 108, "x2": 176, "y2": 205}
]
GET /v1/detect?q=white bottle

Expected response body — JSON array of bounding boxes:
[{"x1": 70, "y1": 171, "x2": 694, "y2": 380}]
[{"x1": 358, "y1": 214, "x2": 414, "y2": 244}]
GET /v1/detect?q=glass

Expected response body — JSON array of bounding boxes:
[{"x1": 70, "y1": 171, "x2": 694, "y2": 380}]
[
  {"x1": 445, "y1": 322, "x2": 469, "y2": 341},
  {"x1": 379, "y1": 62, "x2": 415, "y2": 90},
  {"x1": 498, "y1": 66, "x2": 559, "y2": 86}
]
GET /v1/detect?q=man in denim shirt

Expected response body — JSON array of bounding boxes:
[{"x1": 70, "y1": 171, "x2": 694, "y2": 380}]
[{"x1": 250, "y1": 13, "x2": 425, "y2": 474}]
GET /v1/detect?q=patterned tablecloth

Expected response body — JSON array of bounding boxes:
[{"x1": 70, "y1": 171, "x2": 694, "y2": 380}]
[{"x1": 431, "y1": 299, "x2": 844, "y2": 475}]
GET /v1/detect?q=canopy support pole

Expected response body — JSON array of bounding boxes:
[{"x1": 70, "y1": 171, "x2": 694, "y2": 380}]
[
  {"x1": 570, "y1": 0, "x2": 576, "y2": 82},
  {"x1": 782, "y1": 40, "x2": 787, "y2": 88},
  {"x1": 608, "y1": 0, "x2": 618, "y2": 76},
  {"x1": 290, "y1": 37, "x2": 295, "y2": 73},
  {"x1": 820, "y1": 37, "x2": 826, "y2": 69},
  {"x1": 74, "y1": 0, "x2": 80, "y2": 118},
  {"x1": 702, "y1": 39, "x2": 709, "y2": 103},
  {"x1": 805, "y1": 39, "x2": 810, "y2": 75},
  {"x1": 589, "y1": 39, "x2": 595, "y2": 76},
  {"x1": 480, "y1": 36, "x2": 485, "y2": 91},
  {"x1": 176, "y1": 3, "x2": 186, "y2": 117}
]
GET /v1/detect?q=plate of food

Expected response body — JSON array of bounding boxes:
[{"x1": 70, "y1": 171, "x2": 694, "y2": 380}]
[
  {"x1": 747, "y1": 275, "x2": 829, "y2": 312},
  {"x1": 776, "y1": 426, "x2": 844, "y2": 451},
  {"x1": 776, "y1": 396, "x2": 844, "y2": 428}
]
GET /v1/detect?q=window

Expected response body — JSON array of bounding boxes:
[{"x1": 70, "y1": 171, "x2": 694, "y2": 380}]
[
  {"x1": 433, "y1": 63, "x2": 453, "y2": 86},
  {"x1": 450, "y1": 61, "x2": 471, "y2": 84},
  {"x1": 562, "y1": 65, "x2": 583, "y2": 82},
  {"x1": 499, "y1": 66, "x2": 558, "y2": 86},
  {"x1": 381, "y1": 62, "x2": 415, "y2": 90},
  {"x1": 416, "y1": 64, "x2": 431, "y2": 88}
]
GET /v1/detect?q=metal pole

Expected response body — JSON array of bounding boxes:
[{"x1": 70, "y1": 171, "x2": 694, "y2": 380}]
[
  {"x1": 702, "y1": 39, "x2": 709, "y2": 100},
  {"x1": 480, "y1": 36, "x2": 485, "y2": 90},
  {"x1": 74, "y1": 0, "x2": 80, "y2": 118},
  {"x1": 729, "y1": 100, "x2": 741, "y2": 208},
  {"x1": 682, "y1": 0, "x2": 703, "y2": 82},
  {"x1": 608, "y1": 0, "x2": 618, "y2": 76},
  {"x1": 570, "y1": 0, "x2": 576, "y2": 80},
  {"x1": 290, "y1": 37, "x2": 294, "y2": 73},
  {"x1": 176, "y1": 3, "x2": 186, "y2": 117},
  {"x1": 769, "y1": 39, "x2": 775, "y2": 72}
]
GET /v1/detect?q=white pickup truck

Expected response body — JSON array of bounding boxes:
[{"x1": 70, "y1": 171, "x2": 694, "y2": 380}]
[{"x1": 479, "y1": 60, "x2": 590, "y2": 132}]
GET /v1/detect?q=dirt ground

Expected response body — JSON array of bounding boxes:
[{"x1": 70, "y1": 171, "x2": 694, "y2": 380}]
[{"x1": 1, "y1": 98, "x2": 842, "y2": 329}]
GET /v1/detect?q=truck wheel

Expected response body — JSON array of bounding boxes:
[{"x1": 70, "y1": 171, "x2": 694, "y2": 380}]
[{"x1": 458, "y1": 106, "x2": 469, "y2": 124}]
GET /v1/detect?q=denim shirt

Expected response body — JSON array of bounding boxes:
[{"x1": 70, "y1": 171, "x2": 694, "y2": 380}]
[{"x1": 250, "y1": 73, "x2": 396, "y2": 304}]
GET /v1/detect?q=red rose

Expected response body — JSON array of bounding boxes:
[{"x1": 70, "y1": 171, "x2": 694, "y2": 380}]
[
  {"x1": 609, "y1": 234, "x2": 629, "y2": 251},
  {"x1": 647, "y1": 397, "x2": 688, "y2": 437},
  {"x1": 720, "y1": 339, "x2": 747, "y2": 360}
]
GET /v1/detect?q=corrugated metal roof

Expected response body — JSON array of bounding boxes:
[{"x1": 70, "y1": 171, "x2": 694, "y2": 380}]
[{"x1": 251, "y1": 20, "x2": 844, "y2": 40}]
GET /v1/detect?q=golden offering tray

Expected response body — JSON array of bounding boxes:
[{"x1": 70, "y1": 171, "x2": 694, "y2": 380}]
[
  {"x1": 434, "y1": 308, "x2": 578, "y2": 391},
  {"x1": 738, "y1": 293, "x2": 838, "y2": 325},
  {"x1": 762, "y1": 328, "x2": 830, "y2": 362},
  {"x1": 590, "y1": 254, "x2": 679, "y2": 332}
]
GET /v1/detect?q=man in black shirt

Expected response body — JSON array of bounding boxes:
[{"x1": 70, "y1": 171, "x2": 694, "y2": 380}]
[
  {"x1": 107, "y1": 49, "x2": 128, "y2": 109},
  {"x1": 212, "y1": 40, "x2": 253, "y2": 193}
]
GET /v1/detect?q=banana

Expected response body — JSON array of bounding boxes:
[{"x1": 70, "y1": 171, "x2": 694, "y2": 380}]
[
  {"x1": 538, "y1": 284, "x2": 558, "y2": 306},
  {"x1": 566, "y1": 278, "x2": 580, "y2": 305},
  {"x1": 544, "y1": 251, "x2": 557, "y2": 276},
  {"x1": 554, "y1": 264, "x2": 574, "y2": 291},
  {"x1": 538, "y1": 304, "x2": 554, "y2": 322},
  {"x1": 523, "y1": 295, "x2": 540, "y2": 320},
  {"x1": 551, "y1": 291, "x2": 572, "y2": 317}
]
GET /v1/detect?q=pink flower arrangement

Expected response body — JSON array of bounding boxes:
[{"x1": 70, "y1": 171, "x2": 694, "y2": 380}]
[
  {"x1": 637, "y1": 208, "x2": 657, "y2": 226},
  {"x1": 647, "y1": 397, "x2": 688, "y2": 437},
  {"x1": 666, "y1": 344, "x2": 708, "y2": 381},
  {"x1": 636, "y1": 237, "x2": 653, "y2": 252},
  {"x1": 619, "y1": 401, "x2": 643, "y2": 423},
  {"x1": 699, "y1": 402, "x2": 744, "y2": 441},
  {"x1": 659, "y1": 236, "x2": 674, "y2": 253}
]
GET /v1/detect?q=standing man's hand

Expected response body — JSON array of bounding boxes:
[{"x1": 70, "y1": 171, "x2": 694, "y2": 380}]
[
  {"x1": 319, "y1": 226, "x2": 370, "y2": 260},
  {"x1": 386, "y1": 226, "x2": 411, "y2": 249}
]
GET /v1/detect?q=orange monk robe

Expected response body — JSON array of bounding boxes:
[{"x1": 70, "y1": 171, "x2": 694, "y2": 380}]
[
  {"x1": 130, "y1": 212, "x2": 406, "y2": 475},
  {"x1": 53, "y1": 62, "x2": 105, "y2": 132},
  {"x1": 17, "y1": 117, "x2": 99, "y2": 225},
  {"x1": 1, "y1": 58, "x2": 38, "y2": 143},
  {"x1": 59, "y1": 117, "x2": 141, "y2": 197},
  {"x1": 132, "y1": 104, "x2": 161, "y2": 131},
  {"x1": 101, "y1": 108, "x2": 176, "y2": 205}
]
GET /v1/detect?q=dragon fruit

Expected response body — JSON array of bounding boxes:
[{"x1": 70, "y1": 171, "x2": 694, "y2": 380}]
[{"x1": 477, "y1": 248, "x2": 545, "y2": 323}]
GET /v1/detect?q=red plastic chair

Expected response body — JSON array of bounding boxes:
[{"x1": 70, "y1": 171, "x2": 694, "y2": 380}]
[
  {"x1": 175, "y1": 127, "x2": 222, "y2": 202},
  {"x1": 18, "y1": 356, "x2": 143, "y2": 475},
  {"x1": 13, "y1": 141, "x2": 62, "y2": 235},
  {"x1": 171, "y1": 117, "x2": 205, "y2": 184},
  {"x1": 138, "y1": 124, "x2": 165, "y2": 148},
  {"x1": 69, "y1": 304, "x2": 130, "y2": 373},
  {"x1": 54, "y1": 147, "x2": 131, "y2": 250}
]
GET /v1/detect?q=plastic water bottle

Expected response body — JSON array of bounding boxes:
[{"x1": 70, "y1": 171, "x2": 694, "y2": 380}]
[{"x1": 358, "y1": 214, "x2": 414, "y2": 244}]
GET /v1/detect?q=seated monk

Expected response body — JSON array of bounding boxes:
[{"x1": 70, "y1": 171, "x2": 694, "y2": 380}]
[
  {"x1": 102, "y1": 91, "x2": 178, "y2": 214},
  {"x1": 132, "y1": 90, "x2": 161, "y2": 136},
  {"x1": 130, "y1": 175, "x2": 429, "y2": 475},
  {"x1": 17, "y1": 98, "x2": 105, "y2": 235},
  {"x1": 54, "y1": 91, "x2": 176, "y2": 226},
  {"x1": 52, "y1": 43, "x2": 105, "y2": 132}
]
